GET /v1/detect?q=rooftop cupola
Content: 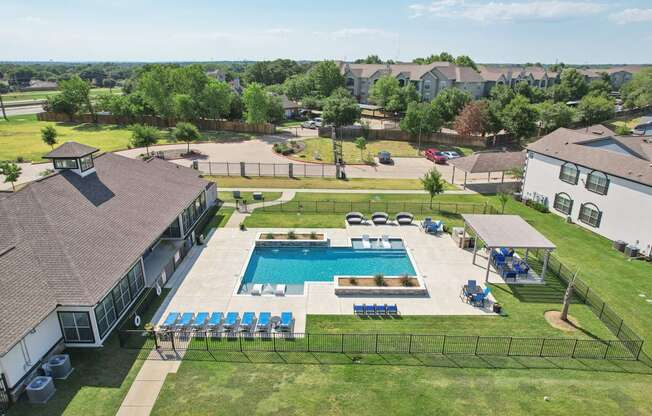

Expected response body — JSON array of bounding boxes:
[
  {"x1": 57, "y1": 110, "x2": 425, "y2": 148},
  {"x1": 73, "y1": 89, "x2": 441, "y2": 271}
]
[{"x1": 43, "y1": 142, "x2": 99, "y2": 178}]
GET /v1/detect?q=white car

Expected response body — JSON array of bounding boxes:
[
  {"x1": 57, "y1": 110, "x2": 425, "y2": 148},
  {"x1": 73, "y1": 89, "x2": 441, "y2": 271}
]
[
  {"x1": 441, "y1": 151, "x2": 461, "y2": 159},
  {"x1": 301, "y1": 120, "x2": 316, "y2": 129},
  {"x1": 314, "y1": 117, "x2": 323, "y2": 127}
]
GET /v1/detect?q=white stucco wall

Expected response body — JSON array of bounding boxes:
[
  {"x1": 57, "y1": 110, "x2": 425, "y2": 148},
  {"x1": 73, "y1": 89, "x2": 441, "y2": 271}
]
[
  {"x1": 0, "y1": 311, "x2": 62, "y2": 389},
  {"x1": 522, "y1": 151, "x2": 652, "y2": 256}
]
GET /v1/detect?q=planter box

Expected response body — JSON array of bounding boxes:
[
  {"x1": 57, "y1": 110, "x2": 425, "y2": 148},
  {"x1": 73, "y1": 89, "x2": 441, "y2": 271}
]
[
  {"x1": 255, "y1": 232, "x2": 329, "y2": 247},
  {"x1": 334, "y1": 275, "x2": 428, "y2": 296}
]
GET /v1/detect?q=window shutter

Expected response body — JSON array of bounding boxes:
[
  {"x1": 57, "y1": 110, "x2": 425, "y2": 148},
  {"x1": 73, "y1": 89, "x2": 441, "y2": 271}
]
[
  {"x1": 602, "y1": 177, "x2": 610, "y2": 195},
  {"x1": 596, "y1": 210, "x2": 603, "y2": 228},
  {"x1": 568, "y1": 198, "x2": 574, "y2": 214}
]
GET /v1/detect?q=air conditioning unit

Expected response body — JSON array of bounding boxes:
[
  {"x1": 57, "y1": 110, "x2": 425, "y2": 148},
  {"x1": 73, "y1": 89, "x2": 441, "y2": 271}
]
[
  {"x1": 48, "y1": 354, "x2": 73, "y2": 379},
  {"x1": 25, "y1": 376, "x2": 56, "y2": 404}
]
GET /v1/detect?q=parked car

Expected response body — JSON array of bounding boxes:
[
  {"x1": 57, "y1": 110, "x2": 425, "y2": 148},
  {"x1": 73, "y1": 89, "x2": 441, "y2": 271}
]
[
  {"x1": 424, "y1": 148, "x2": 447, "y2": 164},
  {"x1": 440, "y1": 151, "x2": 461, "y2": 159},
  {"x1": 302, "y1": 120, "x2": 317, "y2": 129},
  {"x1": 378, "y1": 151, "x2": 392, "y2": 164},
  {"x1": 314, "y1": 117, "x2": 323, "y2": 127}
]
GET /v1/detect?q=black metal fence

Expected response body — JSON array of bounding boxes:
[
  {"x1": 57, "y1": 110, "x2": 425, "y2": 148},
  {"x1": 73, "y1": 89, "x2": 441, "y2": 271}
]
[
  {"x1": 196, "y1": 161, "x2": 337, "y2": 178},
  {"x1": 530, "y1": 249, "x2": 644, "y2": 358},
  {"x1": 0, "y1": 373, "x2": 9, "y2": 415},
  {"x1": 118, "y1": 330, "x2": 643, "y2": 361},
  {"x1": 259, "y1": 200, "x2": 499, "y2": 216}
]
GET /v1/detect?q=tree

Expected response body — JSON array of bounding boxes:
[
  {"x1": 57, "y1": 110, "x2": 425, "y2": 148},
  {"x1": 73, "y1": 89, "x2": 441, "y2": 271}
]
[
  {"x1": 454, "y1": 55, "x2": 478, "y2": 71},
  {"x1": 501, "y1": 95, "x2": 537, "y2": 143},
  {"x1": 130, "y1": 124, "x2": 160, "y2": 156},
  {"x1": 172, "y1": 93, "x2": 198, "y2": 121},
  {"x1": 0, "y1": 162, "x2": 22, "y2": 191},
  {"x1": 536, "y1": 101, "x2": 576, "y2": 133},
  {"x1": 47, "y1": 75, "x2": 93, "y2": 120},
  {"x1": 454, "y1": 101, "x2": 488, "y2": 136},
  {"x1": 266, "y1": 95, "x2": 285, "y2": 124},
  {"x1": 199, "y1": 80, "x2": 232, "y2": 120},
  {"x1": 559, "y1": 68, "x2": 589, "y2": 100},
  {"x1": 413, "y1": 52, "x2": 455, "y2": 65},
  {"x1": 242, "y1": 82, "x2": 269, "y2": 124},
  {"x1": 170, "y1": 122, "x2": 200, "y2": 154},
  {"x1": 497, "y1": 189, "x2": 511, "y2": 213},
  {"x1": 368, "y1": 75, "x2": 400, "y2": 108},
  {"x1": 420, "y1": 168, "x2": 445, "y2": 208},
  {"x1": 621, "y1": 68, "x2": 652, "y2": 109},
  {"x1": 560, "y1": 270, "x2": 579, "y2": 322},
  {"x1": 41, "y1": 126, "x2": 58, "y2": 149},
  {"x1": 322, "y1": 88, "x2": 361, "y2": 128},
  {"x1": 244, "y1": 59, "x2": 303, "y2": 86},
  {"x1": 0, "y1": 91, "x2": 7, "y2": 121},
  {"x1": 431, "y1": 88, "x2": 472, "y2": 123},
  {"x1": 489, "y1": 84, "x2": 516, "y2": 107},
  {"x1": 354, "y1": 55, "x2": 383, "y2": 64},
  {"x1": 137, "y1": 65, "x2": 177, "y2": 124},
  {"x1": 283, "y1": 74, "x2": 311, "y2": 101},
  {"x1": 588, "y1": 79, "x2": 611, "y2": 97},
  {"x1": 546, "y1": 83, "x2": 572, "y2": 103},
  {"x1": 102, "y1": 78, "x2": 117, "y2": 92},
  {"x1": 354, "y1": 137, "x2": 367, "y2": 161},
  {"x1": 577, "y1": 95, "x2": 615, "y2": 126},
  {"x1": 307, "y1": 61, "x2": 345, "y2": 97},
  {"x1": 400, "y1": 101, "x2": 443, "y2": 150}
]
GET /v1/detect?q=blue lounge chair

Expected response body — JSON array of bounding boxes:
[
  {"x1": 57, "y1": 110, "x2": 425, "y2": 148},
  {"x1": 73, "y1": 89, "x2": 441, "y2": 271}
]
[
  {"x1": 279, "y1": 312, "x2": 293, "y2": 331},
  {"x1": 471, "y1": 293, "x2": 487, "y2": 307},
  {"x1": 256, "y1": 312, "x2": 271, "y2": 331},
  {"x1": 240, "y1": 312, "x2": 255, "y2": 332},
  {"x1": 375, "y1": 304, "x2": 387, "y2": 315},
  {"x1": 176, "y1": 312, "x2": 194, "y2": 329},
  {"x1": 500, "y1": 248, "x2": 514, "y2": 257},
  {"x1": 161, "y1": 312, "x2": 179, "y2": 329},
  {"x1": 191, "y1": 312, "x2": 209, "y2": 330},
  {"x1": 223, "y1": 312, "x2": 239, "y2": 331},
  {"x1": 387, "y1": 304, "x2": 398, "y2": 315},
  {"x1": 483, "y1": 287, "x2": 491, "y2": 297},
  {"x1": 354, "y1": 304, "x2": 365, "y2": 315},
  {"x1": 426, "y1": 220, "x2": 443, "y2": 234},
  {"x1": 207, "y1": 312, "x2": 223, "y2": 328},
  {"x1": 421, "y1": 217, "x2": 433, "y2": 229},
  {"x1": 364, "y1": 304, "x2": 375, "y2": 315}
]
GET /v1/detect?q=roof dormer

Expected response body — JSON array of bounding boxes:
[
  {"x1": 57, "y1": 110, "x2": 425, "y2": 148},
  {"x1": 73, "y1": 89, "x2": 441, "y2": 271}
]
[{"x1": 43, "y1": 142, "x2": 99, "y2": 178}]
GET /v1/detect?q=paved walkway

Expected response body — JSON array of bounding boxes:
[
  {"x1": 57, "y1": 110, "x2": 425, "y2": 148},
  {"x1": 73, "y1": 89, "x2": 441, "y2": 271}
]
[
  {"x1": 218, "y1": 187, "x2": 476, "y2": 195},
  {"x1": 223, "y1": 190, "x2": 295, "y2": 228}
]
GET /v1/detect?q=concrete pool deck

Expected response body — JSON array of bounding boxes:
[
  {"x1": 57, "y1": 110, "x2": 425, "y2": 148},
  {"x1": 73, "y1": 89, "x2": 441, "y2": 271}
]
[{"x1": 154, "y1": 224, "x2": 505, "y2": 333}]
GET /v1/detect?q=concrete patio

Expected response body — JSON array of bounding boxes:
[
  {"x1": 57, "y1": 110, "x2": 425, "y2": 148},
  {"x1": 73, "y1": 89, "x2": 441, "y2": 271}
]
[{"x1": 154, "y1": 224, "x2": 504, "y2": 333}]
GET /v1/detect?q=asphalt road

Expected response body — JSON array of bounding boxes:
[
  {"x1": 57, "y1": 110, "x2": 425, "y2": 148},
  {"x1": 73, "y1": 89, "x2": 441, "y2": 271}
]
[{"x1": 2, "y1": 104, "x2": 43, "y2": 116}]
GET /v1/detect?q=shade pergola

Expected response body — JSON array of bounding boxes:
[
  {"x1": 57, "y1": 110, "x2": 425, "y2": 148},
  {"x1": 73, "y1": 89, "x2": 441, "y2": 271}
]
[
  {"x1": 461, "y1": 214, "x2": 556, "y2": 282},
  {"x1": 448, "y1": 151, "x2": 525, "y2": 189}
]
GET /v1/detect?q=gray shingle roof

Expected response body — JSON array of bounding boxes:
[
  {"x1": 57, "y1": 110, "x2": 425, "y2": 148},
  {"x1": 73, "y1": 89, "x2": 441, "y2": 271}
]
[
  {"x1": 462, "y1": 214, "x2": 556, "y2": 249},
  {"x1": 527, "y1": 125, "x2": 652, "y2": 187},
  {"x1": 448, "y1": 151, "x2": 526, "y2": 174},
  {"x1": 43, "y1": 142, "x2": 99, "y2": 159},
  {"x1": 0, "y1": 151, "x2": 211, "y2": 355}
]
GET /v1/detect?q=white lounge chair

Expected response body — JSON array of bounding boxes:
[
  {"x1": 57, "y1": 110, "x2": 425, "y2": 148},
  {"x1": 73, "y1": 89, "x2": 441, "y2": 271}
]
[
  {"x1": 381, "y1": 235, "x2": 392, "y2": 249},
  {"x1": 251, "y1": 283, "x2": 263, "y2": 295},
  {"x1": 275, "y1": 284, "x2": 286, "y2": 296},
  {"x1": 362, "y1": 234, "x2": 371, "y2": 248}
]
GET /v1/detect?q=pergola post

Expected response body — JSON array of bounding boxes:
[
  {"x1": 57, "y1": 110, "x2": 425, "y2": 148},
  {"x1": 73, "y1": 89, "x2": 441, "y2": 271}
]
[
  {"x1": 501, "y1": 171, "x2": 505, "y2": 183},
  {"x1": 463, "y1": 172, "x2": 467, "y2": 190},
  {"x1": 472, "y1": 234, "x2": 478, "y2": 265},
  {"x1": 487, "y1": 172, "x2": 491, "y2": 183},
  {"x1": 462, "y1": 223, "x2": 467, "y2": 250},
  {"x1": 451, "y1": 165, "x2": 456, "y2": 184},
  {"x1": 524, "y1": 248, "x2": 529, "y2": 262},
  {"x1": 541, "y1": 249, "x2": 550, "y2": 280},
  {"x1": 485, "y1": 247, "x2": 492, "y2": 283}
]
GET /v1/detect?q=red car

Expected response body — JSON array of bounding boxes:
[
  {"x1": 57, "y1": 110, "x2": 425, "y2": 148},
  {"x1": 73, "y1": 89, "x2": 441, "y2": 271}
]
[{"x1": 424, "y1": 148, "x2": 448, "y2": 164}]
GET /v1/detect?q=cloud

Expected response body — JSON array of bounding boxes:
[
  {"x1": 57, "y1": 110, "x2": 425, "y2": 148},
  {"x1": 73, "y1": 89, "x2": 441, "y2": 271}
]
[
  {"x1": 265, "y1": 28, "x2": 293, "y2": 35},
  {"x1": 18, "y1": 16, "x2": 48, "y2": 24},
  {"x1": 409, "y1": 1, "x2": 606, "y2": 22},
  {"x1": 610, "y1": 8, "x2": 652, "y2": 24},
  {"x1": 316, "y1": 28, "x2": 397, "y2": 39}
]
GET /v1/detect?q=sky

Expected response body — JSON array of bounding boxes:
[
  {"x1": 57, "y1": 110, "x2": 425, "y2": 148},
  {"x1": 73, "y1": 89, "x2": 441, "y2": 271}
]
[{"x1": 2, "y1": 0, "x2": 651, "y2": 64}]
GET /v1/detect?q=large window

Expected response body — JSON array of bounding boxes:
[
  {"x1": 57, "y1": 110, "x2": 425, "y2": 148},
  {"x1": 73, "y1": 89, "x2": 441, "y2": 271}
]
[
  {"x1": 94, "y1": 295, "x2": 117, "y2": 339},
  {"x1": 579, "y1": 203, "x2": 602, "y2": 228},
  {"x1": 127, "y1": 262, "x2": 145, "y2": 298},
  {"x1": 162, "y1": 217, "x2": 181, "y2": 238},
  {"x1": 111, "y1": 278, "x2": 131, "y2": 316},
  {"x1": 181, "y1": 192, "x2": 207, "y2": 233},
  {"x1": 559, "y1": 162, "x2": 579, "y2": 184},
  {"x1": 79, "y1": 155, "x2": 94, "y2": 171},
  {"x1": 553, "y1": 193, "x2": 573, "y2": 215},
  {"x1": 53, "y1": 159, "x2": 78, "y2": 169},
  {"x1": 586, "y1": 171, "x2": 609, "y2": 195},
  {"x1": 58, "y1": 312, "x2": 94, "y2": 343}
]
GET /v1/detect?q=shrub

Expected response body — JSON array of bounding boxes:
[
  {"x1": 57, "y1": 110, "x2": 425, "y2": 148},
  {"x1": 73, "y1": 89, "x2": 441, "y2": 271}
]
[
  {"x1": 400, "y1": 274, "x2": 414, "y2": 287},
  {"x1": 239, "y1": 222, "x2": 246, "y2": 231},
  {"x1": 615, "y1": 125, "x2": 631, "y2": 135},
  {"x1": 265, "y1": 232, "x2": 275, "y2": 239},
  {"x1": 16, "y1": 156, "x2": 24, "y2": 163},
  {"x1": 349, "y1": 277, "x2": 358, "y2": 286},
  {"x1": 525, "y1": 199, "x2": 549, "y2": 213},
  {"x1": 374, "y1": 273, "x2": 386, "y2": 286},
  {"x1": 309, "y1": 231, "x2": 318, "y2": 240},
  {"x1": 287, "y1": 230, "x2": 297, "y2": 239}
]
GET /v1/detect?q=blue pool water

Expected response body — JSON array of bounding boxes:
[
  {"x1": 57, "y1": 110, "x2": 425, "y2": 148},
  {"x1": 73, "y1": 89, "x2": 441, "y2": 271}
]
[{"x1": 240, "y1": 245, "x2": 416, "y2": 294}]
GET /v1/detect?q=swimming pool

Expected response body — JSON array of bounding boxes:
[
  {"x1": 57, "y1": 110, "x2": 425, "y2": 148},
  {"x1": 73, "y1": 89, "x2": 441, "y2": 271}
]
[{"x1": 239, "y1": 244, "x2": 417, "y2": 295}]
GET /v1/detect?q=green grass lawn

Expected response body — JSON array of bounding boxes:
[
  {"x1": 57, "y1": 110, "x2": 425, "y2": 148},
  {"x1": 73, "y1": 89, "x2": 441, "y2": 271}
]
[
  {"x1": 7, "y1": 289, "x2": 170, "y2": 416},
  {"x1": 0, "y1": 115, "x2": 256, "y2": 162},
  {"x1": 201, "y1": 206, "x2": 236, "y2": 230},
  {"x1": 217, "y1": 191, "x2": 283, "y2": 203},
  {"x1": 1, "y1": 87, "x2": 121, "y2": 103},
  {"x1": 151, "y1": 357, "x2": 652, "y2": 416},
  {"x1": 206, "y1": 175, "x2": 427, "y2": 190},
  {"x1": 292, "y1": 137, "x2": 472, "y2": 164}
]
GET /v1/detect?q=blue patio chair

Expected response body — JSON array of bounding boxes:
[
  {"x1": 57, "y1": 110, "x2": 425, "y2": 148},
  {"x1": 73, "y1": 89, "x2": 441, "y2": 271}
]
[
  {"x1": 240, "y1": 312, "x2": 255, "y2": 331},
  {"x1": 364, "y1": 304, "x2": 375, "y2": 315},
  {"x1": 191, "y1": 312, "x2": 209, "y2": 330},
  {"x1": 375, "y1": 304, "x2": 387, "y2": 315},
  {"x1": 279, "y1": 312, "x2": 293, "y2": 331},
  {"x1": 483, "y1": 287, "x2": 491, "y2": 297},
  {"x1": 223, "y1": 312, "x2": 239, "y2": 331},
  {"x1": 176, "y1": 312, "x2": 194, "y2": 329},
  {"x1": 256, "y1": 312, "x2": 271, "y2": 331},
  {"x1": 421, "y1": 217, "x2": 432, "y2": 229},
  {"x1": 499, "y1": 248, "x2": 514, "y2": 257},
  {"x1": 354, "y1": 304, "x2": 365, "y2": 315},
  {"x1": 207, "y1": 312, "x2": 223, "y2": 330},
  {"x1": 387, "y1": 304, "x2": 398, "y2": 315},
  {"x1": 471, "y1": 293, "x2": 485, "y2": 307},
  {"x1": 161, "y1": 312, "x2": 179, "y2": 329}
]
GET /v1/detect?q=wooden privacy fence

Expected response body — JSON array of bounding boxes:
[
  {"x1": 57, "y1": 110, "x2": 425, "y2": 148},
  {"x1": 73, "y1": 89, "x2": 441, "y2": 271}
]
[
  {"x1": 118, "y1": 330, "x2": 643, "y2": 361},
  {"x1": 318, "y1": 126, "x2": 512, "y2": 148},
  {"x1": 36, "y1": 112, "x2": 276, "y2": 135}
]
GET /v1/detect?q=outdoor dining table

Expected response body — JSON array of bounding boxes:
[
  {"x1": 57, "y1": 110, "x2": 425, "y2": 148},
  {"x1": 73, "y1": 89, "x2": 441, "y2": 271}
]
[{"x1": 463, "y1": 285, "x2": 483, "y2": 296}]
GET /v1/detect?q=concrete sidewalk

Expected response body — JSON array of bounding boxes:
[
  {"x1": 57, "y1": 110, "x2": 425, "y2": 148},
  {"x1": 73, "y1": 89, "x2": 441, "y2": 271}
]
[{"x1": 218, "y1": 187, "x2": 475, "y2": 195}]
